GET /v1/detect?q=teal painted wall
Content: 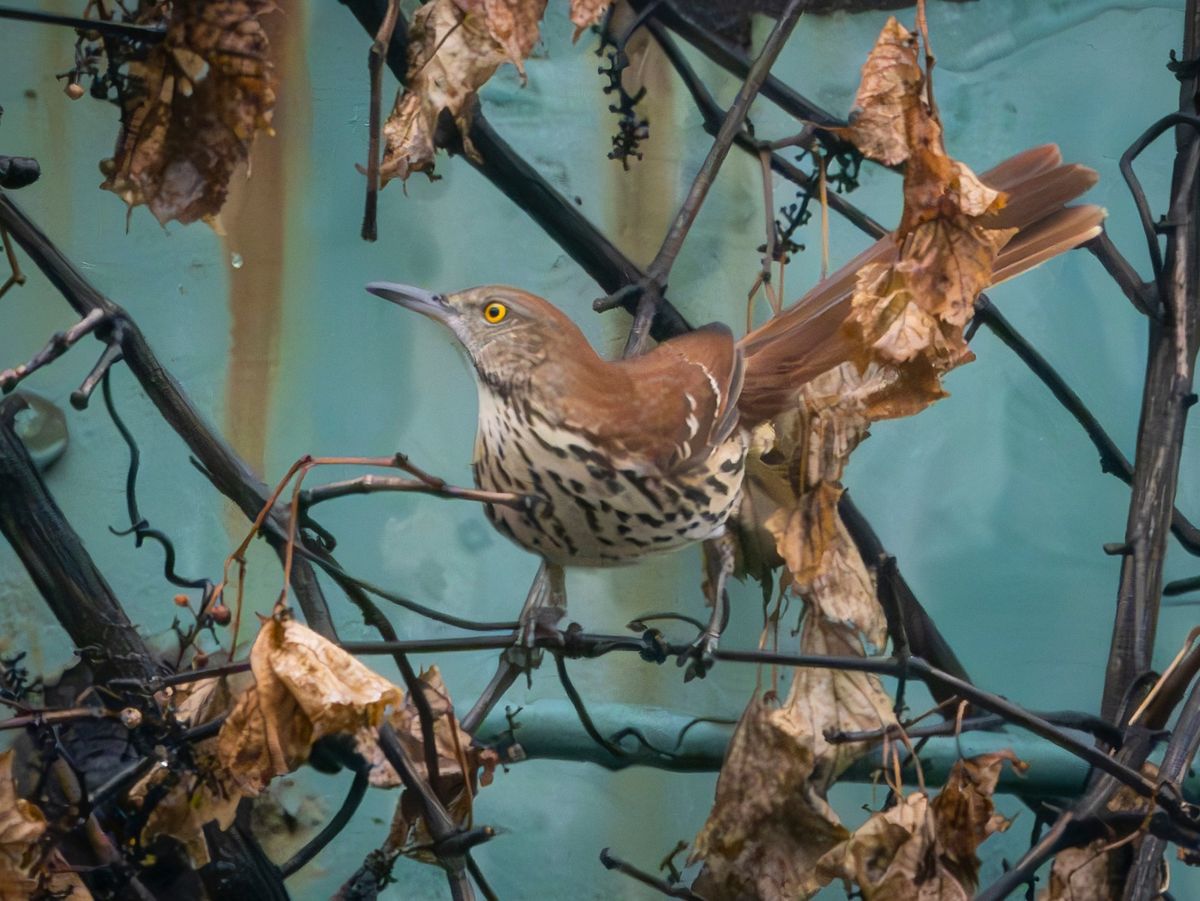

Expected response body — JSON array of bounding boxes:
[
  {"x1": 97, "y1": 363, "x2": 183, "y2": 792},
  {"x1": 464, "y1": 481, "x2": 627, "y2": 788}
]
[{"x1": 0, "y1": 1, "x2": 1193, "y2": 897}]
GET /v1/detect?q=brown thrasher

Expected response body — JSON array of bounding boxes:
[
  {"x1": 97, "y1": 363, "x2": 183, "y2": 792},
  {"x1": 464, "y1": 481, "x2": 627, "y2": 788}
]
[{"x1": 367, "y1": 145, "x2": 1103, "y2": 674}]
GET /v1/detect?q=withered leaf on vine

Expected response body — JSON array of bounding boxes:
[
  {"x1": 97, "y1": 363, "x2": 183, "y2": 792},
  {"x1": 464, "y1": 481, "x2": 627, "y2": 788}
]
[
  {"x1": 0, "y1": 750, "x2": 91, "y2": 899},
  {"x1": 839, "y1": 15, "x2": 1014, "y2": 397},
  {"x1": 100, "y1": 0, "x2": 277, "y2": 226},
  {"x1": 691, "y1": 694, "x2": 851, "y2": 900},
  {"x1": 379, "y1": 667, "x2": 496, "y2": 866},
  {"x1": 815, "y1": 751, "x2": 1023, "y2": 899},
  {"x1": 569, "y1": 0, "x2": 615, "y2": 40},
  {"x1": 217, "y1": 611, "x2": 403, "y2": 795},
  {"x1": 1040, "y1": 779, "x2": 1152, "y2": 900},
  {"x1": 381, "y1": 0, "x2": 546, "y2": 183},
  {"x1": 130, "y1": 675, "x2": 246, "y2": 868}
]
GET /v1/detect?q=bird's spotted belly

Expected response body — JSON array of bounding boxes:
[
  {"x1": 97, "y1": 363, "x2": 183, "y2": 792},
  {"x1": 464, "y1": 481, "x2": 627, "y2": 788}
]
[{"x1": 473, "y1": 411, "x2": 746, "y2": 566}]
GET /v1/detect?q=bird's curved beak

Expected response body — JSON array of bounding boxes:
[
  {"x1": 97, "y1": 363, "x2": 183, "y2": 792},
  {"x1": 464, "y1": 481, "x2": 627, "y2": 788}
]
[{"x1": 365, "y1": 282, "x2": 453, "y2": 324}]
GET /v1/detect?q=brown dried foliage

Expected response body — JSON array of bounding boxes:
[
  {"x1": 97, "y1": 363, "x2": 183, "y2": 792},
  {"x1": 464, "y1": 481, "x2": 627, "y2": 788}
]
[
  {"x1": 699, "y1": 9, "x2": 1028, "y2": 898},
  {"x1": 101, "y1": 0, "x2": 277, "y2": 226},
  {"x1": 217, "y1": 610, "x2": 404, "y2": 795},
  {"x1": 816, "y1": 752, "x2": 1023, "y2": 899},
  {"x1": 381, "y1": 0, "x2": 546, "y2": 183},
  {"x1": 0, "y1": 750, "x2": 90, "y2": 900},
  {"x1": 840, "y1": 16, "x2": 1015, "y2": 401}
]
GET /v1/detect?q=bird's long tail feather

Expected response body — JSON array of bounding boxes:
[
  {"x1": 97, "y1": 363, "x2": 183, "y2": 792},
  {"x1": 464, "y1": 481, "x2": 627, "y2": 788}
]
[{"x1": 735, "y1": 144, "x2": 1106, "y2": 425}]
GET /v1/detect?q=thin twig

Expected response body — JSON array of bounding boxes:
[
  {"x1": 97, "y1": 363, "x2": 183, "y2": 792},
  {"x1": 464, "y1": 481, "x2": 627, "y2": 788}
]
[
  {"x1": 0, "y1": 308, "x2": 107, "y2": 393},
  {"x1": 362, "y1": 0, "x2": 401, "y2": 242},
  {"x1": 644, "y1": 19, "x2": 886, "y2": 240},
  {"x1": 0, "y1": 193, "x2": 340, "y2": 641},
  {"x1": 553, "y1": 654, "x2": 626, "y2": 759},
  {"x1": 1087, "y1": 231, "x2": 1157, "y2": 317},
  {"x1": 599, "y1": 847, "x2": 704, "y2": 900},
  {"x1": 618, "y1": 0, "x2": 806, "y2": 357},
  {"x1": 638, "y1": 0, "x2": 844, "y2": 129},
  {"x1": 0, "y1": 4, "x2": 167, "y2": 41},
  {"x1": 301, "y1": 473, "x2": 526, "y2": 510},
  {"x1": 377, "y1": 723, "x2": 480, "y2": 901},
  {"x1": 0, "y1": 225, "x2": 26, "y2": 299}
]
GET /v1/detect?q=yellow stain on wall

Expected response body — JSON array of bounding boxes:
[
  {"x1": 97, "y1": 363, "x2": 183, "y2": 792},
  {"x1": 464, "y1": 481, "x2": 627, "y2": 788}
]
[{"x1": 220, "y1": 7, "x2": 309, "y2": 482}]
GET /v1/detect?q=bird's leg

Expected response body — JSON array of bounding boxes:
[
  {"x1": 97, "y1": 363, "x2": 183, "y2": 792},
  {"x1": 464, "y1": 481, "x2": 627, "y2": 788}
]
[
  {"x1": 514, "y1": 560, "x2": 567, "y2": 653},
  {"x1": 678, "y1": 532, "x2": 735, "y2": 681},
  {"x1": 460, "y1": 561, "x2": 566, "y2": 734}
]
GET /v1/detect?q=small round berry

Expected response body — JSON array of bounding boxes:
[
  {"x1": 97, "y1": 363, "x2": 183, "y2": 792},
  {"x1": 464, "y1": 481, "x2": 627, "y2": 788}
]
[
  {"x1": 65, "y1": 82, "x2": 85, "y2": 100},
  {"x1": 120, "y1": 707, "x2": 142, "y2": 729},
  {"x1": 173, "y1": 593, "x2": 190, "y2": 607},
  {"x1": 210, "y1": 604, "x2": 231, "y2": 626}
]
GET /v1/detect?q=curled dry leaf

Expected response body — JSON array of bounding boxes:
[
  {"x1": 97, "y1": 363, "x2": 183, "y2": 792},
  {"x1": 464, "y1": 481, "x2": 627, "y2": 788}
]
[
  {"x1": 381, "y1": 0, "x2": 546, "y2": 184},
  {"x1": 840, "y1": 16, "x2": 1015, "y2": 399},
  {"x1": 691, "y1": 694, "x2": 851, "y2": 900},
  {"x1": 764, "y1": 481, "x2": 842, "y2": 589},
  {"x1": 455, "y1": 0, "x2": 546, "y2": 78},
  {"x1": 704, "y1": 13, "x2": 1028, "y2": 896},
  {"x1": 817, "y1": 792, "x2": 968, "y2": 901},
  {"x1": 131, "y1": 676, "x2": 244, "y2": 868},
  {"x1": 816, "y1": 752, "x2": 1021, "y2": 899},
  {"x1": 100, "y1": 0, "x2": 277, "y2": 225},
  {"x1": 842, "y1": 17, "x2": 922, "y2": 166},
  {"x1": 217, "y1": 612, "x2": 403, "y2": 795},
  {"x1": 377, "y1": 667, "x2": 496, "y2": 866},
  {"x1": 699, "y1": 369, "x2": 896, "y2": 900},
  {"x1": 0, "y1": 750, "x2": 90, "y2": 900},
  {"x1": 128, "y1": 745, "x2": 243, "y2": 869},
  {"x1": 930, "y1": 750, "x2": 1025, "y2": 888},
  {"x1": 569, "y1": 0, "x2": 615, "y2": 40},
  {"x1": 0, "y1": 748, "x2": 48, "y2": 899},
  {"x1": 1040, "y1": 781, "x2": 1151, "y2": 900}
]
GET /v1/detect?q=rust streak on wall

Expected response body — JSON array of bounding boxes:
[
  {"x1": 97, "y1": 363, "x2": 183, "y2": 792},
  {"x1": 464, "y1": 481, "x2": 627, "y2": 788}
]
[{"x1": 220, "y1": 6, "x2": 308, "y2": 478}]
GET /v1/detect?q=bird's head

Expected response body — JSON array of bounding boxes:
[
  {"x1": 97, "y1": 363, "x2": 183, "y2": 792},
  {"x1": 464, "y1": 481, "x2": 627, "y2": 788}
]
[{"x1": 365, "y1": 282, "x2": 591, "y2": 388}]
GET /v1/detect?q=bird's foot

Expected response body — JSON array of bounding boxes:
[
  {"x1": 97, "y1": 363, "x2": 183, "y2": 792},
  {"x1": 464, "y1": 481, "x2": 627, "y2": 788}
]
[
  {"x1": 502, "y1": 603, "x2": 565, "y2": 674},
  {"x1": 676, "y1": 629, "x2": 719, "y2": 682}
]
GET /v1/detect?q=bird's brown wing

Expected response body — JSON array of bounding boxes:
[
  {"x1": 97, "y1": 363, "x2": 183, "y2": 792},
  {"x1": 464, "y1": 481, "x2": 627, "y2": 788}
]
[
  {"x1": 735, "y1": 144, "x2": 1106, "y2": 426},
  {"x1": 546, "y1": 323, "x2": 743, "y2": 475}
]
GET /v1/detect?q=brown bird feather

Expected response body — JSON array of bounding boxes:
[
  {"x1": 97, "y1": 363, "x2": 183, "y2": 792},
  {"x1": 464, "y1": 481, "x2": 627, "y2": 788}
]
[{"x1": 735, "y1": 144, "x2": 1106, "y2": 425}]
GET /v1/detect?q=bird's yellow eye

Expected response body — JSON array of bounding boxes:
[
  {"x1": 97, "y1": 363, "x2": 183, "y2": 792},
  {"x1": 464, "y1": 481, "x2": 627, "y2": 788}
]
[{"x1": 483, "y1": 302, "x2": 508, "y2": 323}]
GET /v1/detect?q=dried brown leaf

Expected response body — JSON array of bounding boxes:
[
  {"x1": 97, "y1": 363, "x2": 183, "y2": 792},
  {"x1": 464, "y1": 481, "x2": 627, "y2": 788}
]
[
  {"x1": 569, "y1": 0, "x2": 614, "y2": 40},
  {"x1": 131, "y1": 678, "x2": 244, "y2": 867},
  {"x1": 1040, "y1": 782, "x2": 1148, "y2": 900},
  {"x1": 816, "y1": 792, "x2": 969, "y2": 901},
  {"x1": 837, "y1": 13, "x2": 1012, "y2": 399},
  {"x1": 764, "y1": 481, "x2": 842, "y2": 589},
  {"x1": 843, "y1": 17, "x2": 922, "y2": 166},
  {"x1": 379, "y1": 667, "x2": 491, "y2": 867},
  {"x1": 101, "y1": 0, "x2": 277, "y2": 225},
  {"x1": 0, "y1": 750, "x2": 90, "y2": 900},
  {"x1": 793, "y1": 617, "x2": 895, "y2": 786},
  {"x1": 454, "y1": 0, "x2": 546, "y2": 77},
  {"x1": 817, "y1": 751, "x2": 1023, "y2": 899},
  {"x1": 0, "y1": 749, "x2": 47, "y2": 899},
  {"x1": 900, "y1": 217, "x2": 1017, "y2": 327},
  {"x1": 694, "y1": 546, "x2": 893, "y2": 900},
  {"x1": 930, "y1": 751, "x2": 1024, "y2": 888},
  {"x1": 691, "y1": 694, "x2": 850, "y2": 900},
  {"x1": 129, "y1": 744, "x2": 243, "y2": 868},
  {"x1": 1041, "y1": 844, "x2": 1130, "y2": 901},
  {"x1": 217, "y1": 612, "x2": 403, "y2": 795},
  {"x1": 381, "y1": 0, "x2": 544, "y2": 183},
  {"x1": 952, "y1": 160, "x2": 1008, "y2": 218},
  {"x1": 850, "y1": 262, "x2": 955, "y2": 365}
]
